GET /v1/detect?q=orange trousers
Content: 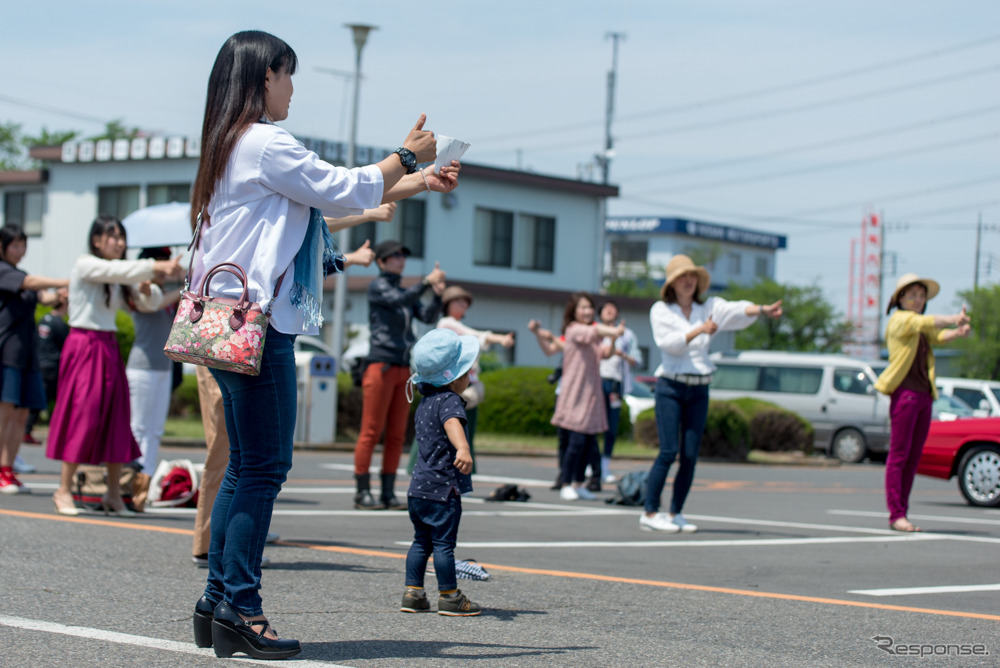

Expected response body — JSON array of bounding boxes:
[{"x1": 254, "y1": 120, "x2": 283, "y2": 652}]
[{"x1": 353, "y1": 363, "x2": 411, "y2": 475}]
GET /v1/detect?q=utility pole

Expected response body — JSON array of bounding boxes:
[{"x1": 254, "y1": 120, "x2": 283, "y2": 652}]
[
  {"x1": 974, "y1": 211, "x2": 982, "y2": 290},
  {"x1": 601, "y1": 31, "x2": 625, "y2": 185},
  {"x1": 876, "y1": 209, "x2": 886, "y2": 345}
]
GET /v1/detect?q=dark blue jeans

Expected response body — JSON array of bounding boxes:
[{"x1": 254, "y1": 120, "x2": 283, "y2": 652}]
[
  {"x1": 602, "y1": 378, "x2": 623, "y2": 458},
  {"x1": 204, "y1": 327, "x2": 296, "y2": 616},
  {"x1": 645, "y1": 377, "x2": 710, "y2": 515},
  {"x1": 406, "y1": 493, "x2": 462, "y2": 591}
]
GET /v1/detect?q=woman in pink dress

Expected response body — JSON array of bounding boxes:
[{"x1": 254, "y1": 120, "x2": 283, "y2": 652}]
[
  {"x1": 46, "y1": 216, "x2": 181, "y2": 516},
  {"x1": 550, "y1": 292, "x2": 624, "y2": 501}
]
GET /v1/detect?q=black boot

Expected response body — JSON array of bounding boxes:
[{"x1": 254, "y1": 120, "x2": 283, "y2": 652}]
[
  {"x1": 380, "y1": 473, "x2": 406, "y2": 511},
  {"x1": 354, "y1": 473, "x2": 381, "y2": 510}
]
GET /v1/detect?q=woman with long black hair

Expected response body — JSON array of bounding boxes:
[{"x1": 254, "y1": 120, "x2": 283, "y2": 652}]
[{"x1": 188, "y1": 30, "x2": 459, "y2": 659}]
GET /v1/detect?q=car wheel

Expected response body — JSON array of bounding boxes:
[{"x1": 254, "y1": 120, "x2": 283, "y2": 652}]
[
  {"x1": 957, "y1": 444, "x2": 1000, "y2": 507},
  {"x1": 831, "y1": 428, "x2": 866, "y2": 463}
]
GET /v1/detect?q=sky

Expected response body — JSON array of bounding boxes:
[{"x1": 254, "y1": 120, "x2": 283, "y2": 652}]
[{"x1": 4, "y1": 1, "x2": 998, "y2": 333}]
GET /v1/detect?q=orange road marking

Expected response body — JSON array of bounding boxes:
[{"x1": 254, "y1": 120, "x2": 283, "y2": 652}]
[{"x1": 5, "y1": 508, "x2": 999, "y2": 622}]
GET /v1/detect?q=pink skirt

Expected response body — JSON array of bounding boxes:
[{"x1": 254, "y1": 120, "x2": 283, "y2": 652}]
[{"x1": 46, "y1": 328, "x2": 141, "y2": 465}]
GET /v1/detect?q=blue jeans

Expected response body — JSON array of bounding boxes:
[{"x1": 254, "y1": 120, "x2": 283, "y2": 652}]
[
  {"x1": 601, "y1": 378, "x2": 622, "y2": 459},
  {"x1": 645, "y1": 377, "x2": 710, "y2": 515},
  {"x1": 204, "y1": 327, "x2": 296, "y2": 616},
  {"x1": 406, "y1": 493, "x2": 462, "y2": 591}
]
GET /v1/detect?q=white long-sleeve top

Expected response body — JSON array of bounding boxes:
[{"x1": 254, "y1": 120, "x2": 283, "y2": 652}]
[
  {"x1": 196, "y1": 122, "x2": 384, "y2": 336},
  {"x1": 650, "y1": 297, "x2": 757, "y2": 377},
  {"x1": 68, "y1": 255, "x2": 163, "y2": 330}
]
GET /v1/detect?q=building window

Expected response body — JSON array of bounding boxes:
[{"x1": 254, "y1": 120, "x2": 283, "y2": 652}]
[
  {"x1": 98, "y1": 185, "x2": 140, "y2": 220},
  {"x1": 728, "y1": 252, "x2": 741, "y2": 276},
  {"x1": 3, "y1": 191, "x2": 44, "y2": 236},
  {"x1": 516, "y1": 214, "x2": 555, "y2": 272},
  {"x1": 148, "y1": 183, "x2": 191, "y2": 205},
  {"x1": 348, "y1": 199, "x2": 426, "y2": 258},
  {"x1": 611, "y1": 240, "x2": 648, "y2": 263},
  {"x1": 474, "y1": 207, "x2": 513, "y2": 267}
]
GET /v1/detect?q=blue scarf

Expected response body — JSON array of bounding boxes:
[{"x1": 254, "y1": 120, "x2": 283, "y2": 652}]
[{"x1": 289, "y1": 206, "x2": 345, "y2": 330}]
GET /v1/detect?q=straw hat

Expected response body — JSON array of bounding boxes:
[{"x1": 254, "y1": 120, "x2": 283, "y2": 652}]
[
  {"x1": 660, "y1": 254, "x2": 711, "y2": 301},
  {"x1": 442, "y1": 285, "x2": 474, "y2": 311},
  {"x1": 886, "y1": 272, "x2": 940, "y2": 314}
]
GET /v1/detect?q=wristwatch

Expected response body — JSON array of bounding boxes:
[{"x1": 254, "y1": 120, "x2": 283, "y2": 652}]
[{"x1": 394, "y1": 147, "x2": 417, "y2": 174}]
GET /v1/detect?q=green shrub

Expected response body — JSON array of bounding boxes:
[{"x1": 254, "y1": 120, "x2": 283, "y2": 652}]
[
  {"x1": 701, "y1": 401, "x2": 750, "y2": 461},
  {"x1": 169, "y1": 372, "x2": 201, "y2": 417},
  {"x1": 115, "y1": 310, "x2": 135, "y2": 363},
  {"x1": 633, "y1": 401, "x2": 751, "y2": 462},
  {"x1": 727, "y1": 397, "x2": 814, "y2": 453},
  {"x1": 478, "y1": 367, "x2": 557, "y2": 436}
]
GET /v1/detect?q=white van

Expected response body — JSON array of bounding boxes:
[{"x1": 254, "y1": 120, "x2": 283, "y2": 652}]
[
  {"x1": 935, "y1": 377, "x2": 1000, "y2": 417},
  {"x1": 708, "y1": 350, "x2": 890, "y2": 462}
]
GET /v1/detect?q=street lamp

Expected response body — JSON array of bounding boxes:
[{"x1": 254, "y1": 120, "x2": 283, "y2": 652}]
[{"x1": 329, "y1": 23, "x2": 377, "y2": 442}]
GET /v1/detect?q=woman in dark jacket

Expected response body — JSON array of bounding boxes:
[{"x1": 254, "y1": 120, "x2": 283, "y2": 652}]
[{"x1": 353, "y1": 239, "x2": 445, "y2": 510}]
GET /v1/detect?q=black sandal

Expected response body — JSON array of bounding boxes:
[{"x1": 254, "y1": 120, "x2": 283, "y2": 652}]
[{"x1": 211, "y1": 601, "x2": 301, "y2": 660}]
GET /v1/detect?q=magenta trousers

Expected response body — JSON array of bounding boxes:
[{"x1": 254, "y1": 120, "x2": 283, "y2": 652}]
[{"x1": 885, "y1": 387, "x2": 933, "y2": 523}]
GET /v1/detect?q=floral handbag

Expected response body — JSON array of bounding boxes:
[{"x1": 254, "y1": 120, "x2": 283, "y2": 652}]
[{"x1": 163, "y1": 212, "x2": 283, "y2": 376}]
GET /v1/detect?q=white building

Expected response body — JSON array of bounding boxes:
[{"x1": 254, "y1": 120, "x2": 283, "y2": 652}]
[{"x1": 0, "y1": 134, "x2": 618, "y2": 369}]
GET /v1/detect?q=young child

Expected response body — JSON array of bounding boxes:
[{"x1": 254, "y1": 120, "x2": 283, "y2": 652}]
[{"x1": 400, "y1": 328, "x2": 482, "y2": 616}]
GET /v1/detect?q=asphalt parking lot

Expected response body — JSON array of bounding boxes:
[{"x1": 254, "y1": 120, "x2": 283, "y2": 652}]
[{"x1": 2, "y1": 444, "x2": 998, "y2": 667}]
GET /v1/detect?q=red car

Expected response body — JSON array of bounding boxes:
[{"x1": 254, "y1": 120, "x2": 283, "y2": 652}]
[{"x1": 917, "y1": 417, "x2": 1000, "y2": 506}]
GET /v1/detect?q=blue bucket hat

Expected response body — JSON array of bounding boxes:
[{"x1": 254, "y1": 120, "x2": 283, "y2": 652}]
[{"x1": 411, "y1": 329, "x2": 479, "y2": 388}]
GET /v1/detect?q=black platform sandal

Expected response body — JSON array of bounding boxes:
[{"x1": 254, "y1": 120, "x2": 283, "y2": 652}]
[
  {"x1": 193, "y1": 596, "x2": 216, "y2": 648},
  {"x1": 212, "y1": 600, "x2": 301, "y2": 660}
]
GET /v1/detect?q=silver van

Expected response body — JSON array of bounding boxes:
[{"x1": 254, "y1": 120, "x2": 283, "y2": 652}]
[
  {"x1": 935, "y1": 377, "x2": 1000, "y2": 417},
  {"x1": 708, "y1": 350, "x2": 890, "y2": 462}
]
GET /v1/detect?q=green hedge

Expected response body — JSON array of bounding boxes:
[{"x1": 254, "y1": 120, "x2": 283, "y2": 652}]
[
  {"x1": 478, "y1": 367, "x2": 558, "y2": 436},
  {"x1": 632, "y1": 396, "x2": 813, "y2": 460}
]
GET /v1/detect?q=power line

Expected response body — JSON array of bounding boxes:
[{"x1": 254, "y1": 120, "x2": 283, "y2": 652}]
[
  {"x1": 470, "y1": 34, "x2": 1000, "y2": 147},
  {"x1": 620, "y1": 104, "x2": 1000, "y2": 183},
  {"x1": 0, "y1": 93, "x2": 115, "y2": 127},
  {"x1": 782, "y1": 175, "x2": 1000, "y2": 217},
  {"x1": 640, "y1": 132, "x2": 999, "y2": 195}
]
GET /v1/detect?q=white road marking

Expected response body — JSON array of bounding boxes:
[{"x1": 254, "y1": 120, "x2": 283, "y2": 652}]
[
  {"x1": 0, "y1": 615, "x2": 350, "y2": 667},
  {"x1": 849, "y1": 584, "x2": 1000, "y2": 597},
  {"x1": 829, "y1": 508, "x2": 1000, "y2": 526},
  {"x1": 395, "y1": 534, "x2": 943, "y2": 549}
]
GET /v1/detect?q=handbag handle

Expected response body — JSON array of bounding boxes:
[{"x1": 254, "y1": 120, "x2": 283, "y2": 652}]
[{"x1": 189, "y1": 262, "x2": 253, "y2": 330}]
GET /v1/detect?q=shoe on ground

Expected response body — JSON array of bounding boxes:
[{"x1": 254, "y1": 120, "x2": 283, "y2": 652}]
[
  {"x1": 603, "y1": 473, "x2": 617, "y2": 484},
  {"x1": 13, "y1": 455, "x2": 36, "y2": 474},
  {"x1": 193, "y1": 554, "x2": 270, "y2": 568},
  {"x1": 266, "y1": 531, "x2": 280, "y2": 543},
  {"x1": 437, "y1": 590, "x2": 482, "y2": 616},
  {"x1": 400, "y1": 589, "x2": 431, "y2": 613},
  {"x1": 639, "y1": 512, "x2": 681, "y2": 533},
  {"x1": 21, "y1": 433, "x2": 41, "y2": 445},
  {"x1": 575, "y1": 486, "x2": 597, "y2": 500},
  {"x1": 670, "y1": 513, "x2": 698, "y2": 533},
  {"x1": 354, "y1": 491, "x2": 384, "y2": 510},
  {"x1": 0, "y1": 470, "x2": 30, "y2": 494},
  {"x1": 585, "y1": 478, "x2": 601, "y2": 493},
  {"x1": 559, "y1": 485, "x2": 579, "y2": 501}
]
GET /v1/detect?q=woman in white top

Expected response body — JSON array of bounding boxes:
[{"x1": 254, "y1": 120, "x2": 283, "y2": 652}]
[
  {"x1": 46, "y1": 216, "x2": 181, "y2": 516},
  {"x1": 188, "y1": 31, "x2": 459, "y2": 660},
  {"x1": 640, "y1": 255, "x2": 781, "y2": 533}
]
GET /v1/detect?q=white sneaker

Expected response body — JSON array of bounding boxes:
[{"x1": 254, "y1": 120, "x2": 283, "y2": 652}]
[
  {"x1": 13, "y1": 455, "x2": 35, "y2": 474},
  {"x1": 603, "y1": 473, "x2": 617, "y2": 484},
  {"x1": 575, "y1": 486, "x2": 597, "y2": 500},
  {"x1": 670, "y1": 514, "x2": 698, "y2": 533},
  {"x1": 559, "y1": 486, "x2": 579, "y2": 501},
  {"x1": 266, "y1": 531, "x2": 280, "y2": 543},
  {"x1": 639, "y1": 513, "x2": 680, "y2": 532}
]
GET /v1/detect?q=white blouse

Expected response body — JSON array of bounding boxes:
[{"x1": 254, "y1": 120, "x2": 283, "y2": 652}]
[
  {"x1": 68, "y1": 255, "x2": 163, "y2": 331},
  {"x1": 196, "y1": 123, "x2": 384, "y2": 336},
  {"x1": 650, "y1": 297, "x2": 757, "y2": 377}
]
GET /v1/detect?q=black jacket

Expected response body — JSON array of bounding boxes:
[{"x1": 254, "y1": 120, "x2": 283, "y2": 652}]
[{"x1": 366, "y1": 272, "x2": 442, "y2": 366}]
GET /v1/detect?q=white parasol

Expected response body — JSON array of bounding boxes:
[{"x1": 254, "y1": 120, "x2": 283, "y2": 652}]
[{"x1": 121, "y1": 202, "x2": 194, "y2": 248}]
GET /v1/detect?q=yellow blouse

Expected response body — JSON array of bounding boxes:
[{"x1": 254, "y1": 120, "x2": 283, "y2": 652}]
[{"x1": 873, "y1": 310, "x2": 947, "y2": 398}]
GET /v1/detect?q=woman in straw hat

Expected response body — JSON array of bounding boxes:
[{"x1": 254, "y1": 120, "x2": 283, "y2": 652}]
[
  {"x1": 640, "y1": 254, "x2": 782, "y2": 533},
  {"x1": 435, "y1": 285, "x2": 514, "y2": 465},
  {"x1": 874, "y1": 273, "x2": 970, "y2": 532}
]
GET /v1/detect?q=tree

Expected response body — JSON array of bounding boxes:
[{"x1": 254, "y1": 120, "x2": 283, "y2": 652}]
[
  {"x1": 25, "y1": 126, "x2": 79, "y2": 148},
  {"x1": 89, "y1": 119, "x2": 139, "y2": 141},
  {"x1": 723, "y1": 278, "x2": 853, "y2": 352},
  {"x1": 951, "y1": 285, "x2": 1000, "y2": 379},
  {"x1": 0, "y1": 121, "x2": 28, "y2": 170}
]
